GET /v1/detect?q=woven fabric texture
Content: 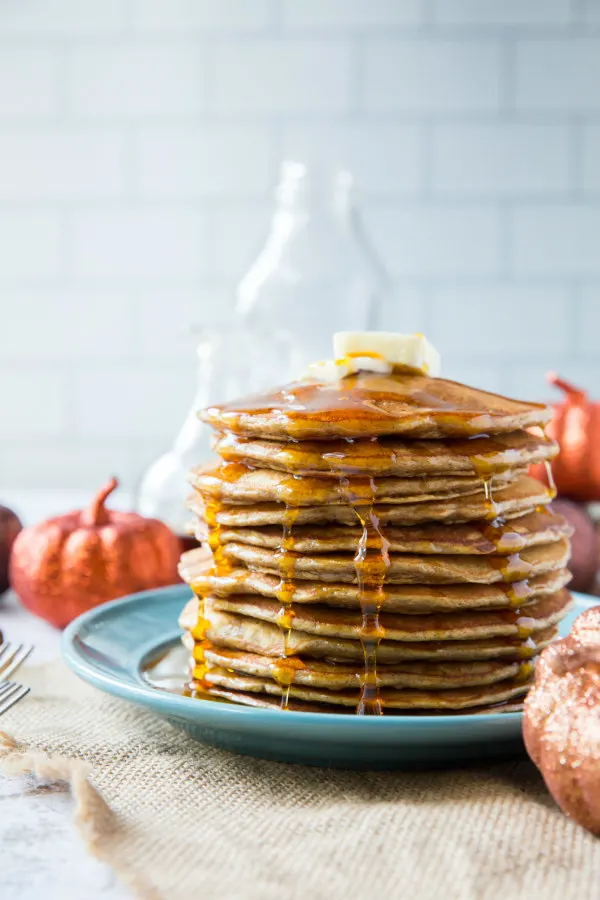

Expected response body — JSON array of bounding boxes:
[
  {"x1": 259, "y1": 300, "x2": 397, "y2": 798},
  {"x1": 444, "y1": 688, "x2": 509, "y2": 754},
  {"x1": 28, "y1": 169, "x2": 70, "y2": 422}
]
[{"x1": 1, "y1": 663, "x2": 599, "y2": 900}]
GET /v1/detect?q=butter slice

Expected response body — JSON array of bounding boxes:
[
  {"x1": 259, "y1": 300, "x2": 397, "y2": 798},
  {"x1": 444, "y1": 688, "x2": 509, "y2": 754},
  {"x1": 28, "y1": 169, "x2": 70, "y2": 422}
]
[{"x1": 333, "y1": 331, "x2": 441, "y2": 377}]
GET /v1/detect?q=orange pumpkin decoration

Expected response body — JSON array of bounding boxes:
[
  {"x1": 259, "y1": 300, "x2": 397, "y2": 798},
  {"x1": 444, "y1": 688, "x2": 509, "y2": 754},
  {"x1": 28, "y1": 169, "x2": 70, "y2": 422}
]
[
  {"x1": 10, "y1": 477, "x2": 180, "y2": 628},
  {"x1": 531, "y1": 372, "x2": 600, "y2": 502},
  {"x1": 524, "y1": 606, "x2": 600, "y2": 836}
]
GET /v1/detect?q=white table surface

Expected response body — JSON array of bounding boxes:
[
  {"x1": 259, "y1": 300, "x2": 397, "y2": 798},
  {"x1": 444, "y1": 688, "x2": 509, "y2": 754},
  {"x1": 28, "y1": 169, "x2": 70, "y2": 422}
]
[{"x1": 0, "y1": 491, "x2": 132, "y2": 900}]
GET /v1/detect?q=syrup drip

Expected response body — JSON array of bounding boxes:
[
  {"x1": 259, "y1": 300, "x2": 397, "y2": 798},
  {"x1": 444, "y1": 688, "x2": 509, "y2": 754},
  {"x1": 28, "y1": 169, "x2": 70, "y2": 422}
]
[
  {"x1": 513, "y1": 614, "x2": 536, "y2": 639},
  {"x1": 204, "y1": 498, "x2": 226, "y2": 576},
  {"x1": 478, "y1": 464, "x2": 538, "y2": 656},
  {"x1": 197, "y1": 467, "x2": 243, "y2": 689},
  {"x1": 489, "y1": 551, "x2": 535, "y2": 582},
  {"x1": 517, "y1": 636, "x2": 538, "y2": 659},
  {"x1": 348, "y1": 476, "x2": 391, "y2": 716},
  {"x1": 544, "y1": 458, "x2": 557, "y2": 498},
  {"x1": 203, "y1": 461, "x2": 256, "y2": 575},
  {"x1": 538, "y1": 425, "x2": 557, "y2": 499},
  {"x1": 516, "y1": 660, "x2": 534, "y2": 682},
  {"x1": 273, "y1": 505, "x2": 300, "y2": 710},
  {"x1": 476, "y1": 516, "x2": 525, "y2": 554},
  {"x1": 467, "y1": 434, "x2": 521, "y2": 477},
  {"x1": 499, "y1": 578, "x2": 532, "y2": 609},
  {"x1": 189, "y1": 598, "x2": 210, "y2": 689},
  {"x1": 482, "y1": 476, "x2": 500, "y2": 520}
]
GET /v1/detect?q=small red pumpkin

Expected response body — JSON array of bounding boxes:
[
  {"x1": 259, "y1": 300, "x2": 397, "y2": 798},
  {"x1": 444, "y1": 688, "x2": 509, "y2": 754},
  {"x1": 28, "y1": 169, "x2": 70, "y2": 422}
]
[
  {"x1": 530, "y1": 372, "x2": 600, "y2": 502},
  {"x1": 523, "y1": 606, "x2": 600, "y2": 835},
  {"x1": 10, "y1": 477, "x2": 180, "y2": 628}
]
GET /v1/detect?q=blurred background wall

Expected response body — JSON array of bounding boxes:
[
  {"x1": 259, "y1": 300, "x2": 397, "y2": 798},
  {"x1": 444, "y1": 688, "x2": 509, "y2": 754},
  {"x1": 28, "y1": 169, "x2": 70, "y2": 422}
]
[{"x1": 0, "y1": 0, "x2": 599, "y2": 492}]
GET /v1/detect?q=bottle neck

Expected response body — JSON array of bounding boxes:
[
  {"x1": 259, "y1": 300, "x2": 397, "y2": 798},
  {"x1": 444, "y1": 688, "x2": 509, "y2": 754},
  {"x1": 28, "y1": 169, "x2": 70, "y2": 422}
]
[{"x1": 275, "y1": 162, "x2": 354, "y2": 224}]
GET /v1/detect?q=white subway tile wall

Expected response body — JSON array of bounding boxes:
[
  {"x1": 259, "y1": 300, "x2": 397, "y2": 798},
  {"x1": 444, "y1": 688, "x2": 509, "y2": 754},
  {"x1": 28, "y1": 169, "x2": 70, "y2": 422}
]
[{"x1": 0, "y1": 0, "x2": 599, "y2": 490}]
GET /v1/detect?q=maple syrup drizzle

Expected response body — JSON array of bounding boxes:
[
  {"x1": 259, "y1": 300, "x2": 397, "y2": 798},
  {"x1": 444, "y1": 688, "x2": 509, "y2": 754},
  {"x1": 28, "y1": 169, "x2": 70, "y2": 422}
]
[
  {"x1": 477, "y1": 517, "x2": 523, "y2": 554},
  {"x1": 489, "y1": 550, "x2": 535, "y2": 583},
  {"x1": 516, "y1": 660, "x2": 534, "y2": 682},
  {"x1": 537, "y1": 425, "x2": 557, "y2": 499},
  {"x1": 208, "y1": 372, "x2": 550, "y2": 441},
  {"x1": 189, "y1": 597, "x2": 211, "y2": 690},
  {"x1": 517, "y1": 636, "x2": 538, "y2": 659},
  {"x1": 482, "y1": 476, "x2": 500, "y2": 520},
  {"x1": 543, "y1": 458, "x2": 557, "y2": 498},
  {"x1": 341, "y1": 475, "x2": 390, "y2": 716},
  {"x1": 475, "y1": 467, "x2": 541, "y2": 654},
  {"x1": 204, "y1": 498, "x2": 230, "y2": 577},
  {"x1": 272, "y1": 504, "x2": 301, "y2": 709},
  {"x1": 195, "y1": 378, "x2": 554, "y2": 714},
  {"x1": 499, "y1": 578, "x2": 532, "y2": 609},
  {"x1": 195, "y1": 466, "x2": 247, "y2": 691}
]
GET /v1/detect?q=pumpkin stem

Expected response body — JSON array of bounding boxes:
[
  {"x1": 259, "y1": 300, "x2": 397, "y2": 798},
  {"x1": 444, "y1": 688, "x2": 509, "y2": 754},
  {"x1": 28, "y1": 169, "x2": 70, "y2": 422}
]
[
  {"x1": 547, "y1": 371, "x2": 587, "y2": 402},
  {"x1": 82, "y1": 477, "x2": 118, "y2": 526}
]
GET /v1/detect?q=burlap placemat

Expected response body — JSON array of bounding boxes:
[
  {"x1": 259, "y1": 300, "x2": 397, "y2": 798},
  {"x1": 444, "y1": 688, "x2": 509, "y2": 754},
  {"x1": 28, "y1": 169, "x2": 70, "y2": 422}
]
[{"x1": 1, "y1": 663, "x2": 599, "y2": 900}]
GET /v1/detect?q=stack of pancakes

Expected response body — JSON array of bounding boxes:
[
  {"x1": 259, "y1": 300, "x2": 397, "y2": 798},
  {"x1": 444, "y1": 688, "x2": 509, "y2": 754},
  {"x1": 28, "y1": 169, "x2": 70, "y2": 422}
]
[{"x1": 179, "y1": 371, "x2": 573, "y2": 715}]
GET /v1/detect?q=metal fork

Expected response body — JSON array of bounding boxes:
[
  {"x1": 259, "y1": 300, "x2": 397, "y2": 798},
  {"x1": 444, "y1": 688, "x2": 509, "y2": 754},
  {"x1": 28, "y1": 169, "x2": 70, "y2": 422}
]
[
  {"x1": 0, "y1": 642, "x2": 33, "y2": 681},
  {"x1": 0, "y1": 681, "x2": 29, "y2": 716}
]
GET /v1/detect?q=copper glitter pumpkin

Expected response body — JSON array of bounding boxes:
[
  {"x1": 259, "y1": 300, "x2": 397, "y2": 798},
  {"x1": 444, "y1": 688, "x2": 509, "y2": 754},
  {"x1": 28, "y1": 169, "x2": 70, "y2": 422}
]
[
  {"x1": 523, "y1": 606, "x2": 600, "y2": 836},
  {"x1": 531, "y1": 372, "x2": 600, "y2": 502},
  {"x1": 10, "y1": 477, "x2": 180, "y2": 628}
]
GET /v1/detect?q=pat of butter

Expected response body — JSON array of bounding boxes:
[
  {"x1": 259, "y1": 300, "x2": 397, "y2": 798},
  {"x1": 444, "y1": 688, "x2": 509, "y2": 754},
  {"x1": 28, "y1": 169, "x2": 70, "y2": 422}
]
[
  {"x1": 305, "y1": 359, "x2": 356, "y2": 381},
  {"x1": 334, "y1": 331, "x2": 441, "y2": 377}
]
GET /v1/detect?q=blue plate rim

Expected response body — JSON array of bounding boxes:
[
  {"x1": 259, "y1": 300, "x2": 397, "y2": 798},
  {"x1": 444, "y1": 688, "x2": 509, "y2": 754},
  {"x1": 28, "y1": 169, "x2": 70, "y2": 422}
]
[{"x1": 61, "y1": 585, "x2": 599, "y2": 731}]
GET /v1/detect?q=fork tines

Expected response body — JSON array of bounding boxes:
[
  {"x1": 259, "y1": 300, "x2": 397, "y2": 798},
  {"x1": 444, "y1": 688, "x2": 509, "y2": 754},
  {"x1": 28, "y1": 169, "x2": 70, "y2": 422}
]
[
  {"x1": 0, "y1": 643, "x2": 33, "y2": 681},
  {"x1": 0, "y1": 681, "x2": 30, "y2": 716}
]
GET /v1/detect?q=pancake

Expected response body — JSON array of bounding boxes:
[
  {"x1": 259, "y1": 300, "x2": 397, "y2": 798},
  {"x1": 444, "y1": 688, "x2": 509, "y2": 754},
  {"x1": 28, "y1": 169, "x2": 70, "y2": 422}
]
[
  {"x1": 196, "y1": 687, "x2": 525, "y2": 715},
  {"x1": 202, "y1": 645, "x2": 531, "y2": 690},
  {"x1": 181, "y1": 602, "x2": 558, "y2": 663},
  {"x1": 202, "y1": 371, "x2": 552, "y2": 440},
  {"x1": 210, "y1": 510, "x2": 572, "y2": 556},
  {"x1": 179, "y1": 552, "x2": 572, "y2": 612},
  {"x1": 221, "y1": 537, "x2": 570, "y2": 585},
  {"x1": 200, "y1": 666, "x2": 533, "y2": 710},
  {"x1": 214, "y1": 430, "x2": 558, "y2": 478},
  {"x1": 185, "y1": 361, "x2": 569, "y2": 716},
  {"x1": 190, "y1": 475, "x2": 554, "y2": 527},
  {"x1": 190, "y1": 463, "x2": 521, "y2": 507},
  {"x1": 204, "y1": 590, "x2": 572, "y2": 643}
]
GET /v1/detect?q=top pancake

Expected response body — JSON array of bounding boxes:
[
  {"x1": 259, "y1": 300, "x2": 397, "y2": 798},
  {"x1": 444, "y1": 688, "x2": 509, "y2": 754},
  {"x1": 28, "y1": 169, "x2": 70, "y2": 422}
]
[
  {"x1": 214, "y1": 430, "x2": 558, "y2": 478},
  {"x1": 202, "y1": 371, "x2": 552, "y2": 440}
]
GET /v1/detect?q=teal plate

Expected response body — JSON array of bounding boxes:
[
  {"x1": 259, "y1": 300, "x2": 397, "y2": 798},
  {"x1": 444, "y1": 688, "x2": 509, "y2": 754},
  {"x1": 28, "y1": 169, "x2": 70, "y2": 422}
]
[{"x1": 62, "y1": 587, "x2": 597, "y2": 770}]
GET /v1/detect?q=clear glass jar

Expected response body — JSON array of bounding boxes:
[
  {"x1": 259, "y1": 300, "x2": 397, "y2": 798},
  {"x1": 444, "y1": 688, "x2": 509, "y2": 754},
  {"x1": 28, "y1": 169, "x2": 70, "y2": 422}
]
[
  {"x1": 136, "y1": 161, "x2": 391, "y2": 536},
  {"x1": 135, "y1": 328, "x2": 296, "y2": 538},
  {"x1": 235, "y1": 161, "x2": 391, "y2": 367}
]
